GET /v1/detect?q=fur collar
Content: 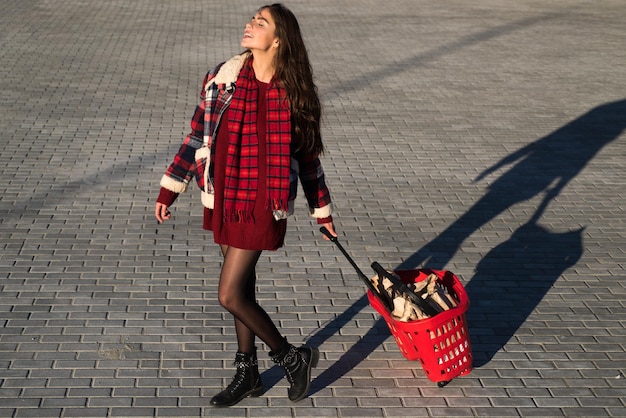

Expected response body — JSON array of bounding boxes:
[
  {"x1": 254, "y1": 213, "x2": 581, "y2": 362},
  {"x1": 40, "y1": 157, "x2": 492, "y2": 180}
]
[{"x1": 211, "y1": 52, "x2": 251, "y2": 86}]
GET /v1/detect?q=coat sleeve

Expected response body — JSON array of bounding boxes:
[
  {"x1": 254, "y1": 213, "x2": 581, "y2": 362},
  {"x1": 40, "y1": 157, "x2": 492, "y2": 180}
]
[
  {"x1": 297, "y1": 152, "x2": 333, "y2": 219},
  {"x1": 159, "y1": 72, "x2": 211, "y2": 193}
]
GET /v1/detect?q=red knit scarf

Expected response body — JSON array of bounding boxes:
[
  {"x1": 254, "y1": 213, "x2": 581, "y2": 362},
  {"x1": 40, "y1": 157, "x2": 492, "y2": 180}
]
[{"x1": 223, "y1": 58, "x2": 291, "y2": 223}]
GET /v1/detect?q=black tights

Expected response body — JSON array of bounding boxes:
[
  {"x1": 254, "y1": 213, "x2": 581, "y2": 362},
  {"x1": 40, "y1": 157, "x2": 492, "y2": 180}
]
[{"x1": 218, "y1": 244, "x2": 284, "y2": 355}]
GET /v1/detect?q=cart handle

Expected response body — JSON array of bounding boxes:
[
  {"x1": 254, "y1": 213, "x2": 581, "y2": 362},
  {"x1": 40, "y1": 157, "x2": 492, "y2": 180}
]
[{"x1": 320, "y1": 227, "x2": 392, "y2": 310}]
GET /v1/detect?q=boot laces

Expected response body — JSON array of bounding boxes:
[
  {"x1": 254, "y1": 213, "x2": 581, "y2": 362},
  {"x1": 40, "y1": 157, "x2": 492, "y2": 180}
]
[
  {"x1": 226, "y1": 357, "x2": 257, "y2": 391},
  {"x1": 226, "y1": 366, "x2": 245, "y2": 391}
]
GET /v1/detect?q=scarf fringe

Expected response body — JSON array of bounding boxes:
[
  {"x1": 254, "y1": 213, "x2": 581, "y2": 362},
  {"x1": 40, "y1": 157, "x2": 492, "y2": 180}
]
[
  {"x1": 268, "y1": 198, "x2": 289, "y2": 221},
  {"x1": 267, "y1": 197, "x2": 287, "y2": 211},
  {"x1": 224, "y1": 209, "x2": 253, "y2": 224}
]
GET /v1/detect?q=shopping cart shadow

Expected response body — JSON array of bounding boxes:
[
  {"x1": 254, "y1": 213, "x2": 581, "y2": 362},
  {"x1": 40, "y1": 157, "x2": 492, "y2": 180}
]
[
  {"x1": 297, "y1": 98, "x2": 625, "y2": 391},
  {"x1": 464, "y1": 220, "x2": 584, "y2": 367}
]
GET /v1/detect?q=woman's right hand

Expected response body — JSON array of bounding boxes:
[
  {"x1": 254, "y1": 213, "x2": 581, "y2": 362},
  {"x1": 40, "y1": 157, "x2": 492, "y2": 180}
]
[{"x1": 155, "y1": 203, "x2": 171, "y2": 224}]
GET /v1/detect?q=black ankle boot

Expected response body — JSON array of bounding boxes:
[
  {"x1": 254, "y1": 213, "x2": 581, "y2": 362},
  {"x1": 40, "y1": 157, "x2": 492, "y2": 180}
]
[
  {"x1": 210, "y1": 350, "x2": 263, "y2": 407},
  {"x1": 270, "y1": 339, "x2": 320, "y2": 402}
]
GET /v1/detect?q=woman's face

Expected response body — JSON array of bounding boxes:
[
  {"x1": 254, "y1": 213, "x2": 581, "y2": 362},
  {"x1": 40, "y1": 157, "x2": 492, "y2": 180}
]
[{"x1": 241, "y1": 8, "x2": 279, "y2": 52}]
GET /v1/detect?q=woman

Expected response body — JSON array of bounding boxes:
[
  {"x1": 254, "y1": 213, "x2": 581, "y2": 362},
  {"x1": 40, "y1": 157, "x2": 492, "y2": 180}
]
[{"x1": 154, "y1": 4, "x2": 336, "y2": 407}]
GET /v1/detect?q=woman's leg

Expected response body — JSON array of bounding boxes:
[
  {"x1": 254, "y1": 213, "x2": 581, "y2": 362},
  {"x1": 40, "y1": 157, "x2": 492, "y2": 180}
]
[
  {"x1": 211, "y1": 243, "x2": 266, "y2": 407},
  {"x1": 216, "y1": 244, "x2": 319, "y2": 404},
  {"x1": 220, "y1": 245, "x2": 256, "y2": 354},
  {"x1": 218, "y1": 245, "x2": 283, "y2": 352}
]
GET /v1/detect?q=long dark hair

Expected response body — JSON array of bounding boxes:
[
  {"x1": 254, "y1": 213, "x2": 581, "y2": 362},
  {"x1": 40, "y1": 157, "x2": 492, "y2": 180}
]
[{"x1": 263, "y1": 3, "x2": 324, "y2": 155}]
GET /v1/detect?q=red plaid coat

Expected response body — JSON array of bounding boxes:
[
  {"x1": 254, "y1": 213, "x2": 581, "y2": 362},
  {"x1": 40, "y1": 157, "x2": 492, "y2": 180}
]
[{"x1": 160, "y1": 53, "x2": 332, "y2": 220}]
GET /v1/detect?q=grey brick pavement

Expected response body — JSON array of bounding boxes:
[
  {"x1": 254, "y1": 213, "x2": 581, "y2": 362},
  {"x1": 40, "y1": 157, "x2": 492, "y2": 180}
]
[{"x1": 1, "y1": 0, "x2": 625, "y2": 417}]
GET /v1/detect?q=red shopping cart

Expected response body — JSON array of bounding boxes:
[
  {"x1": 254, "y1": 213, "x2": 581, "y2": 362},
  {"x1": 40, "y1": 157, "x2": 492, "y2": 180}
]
[{"x1": 321, "y1": 228, "x2": 473, "y2": 387}]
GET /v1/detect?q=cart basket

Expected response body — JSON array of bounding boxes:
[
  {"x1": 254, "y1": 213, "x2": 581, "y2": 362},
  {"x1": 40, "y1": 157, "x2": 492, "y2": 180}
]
[
  {"x1": 368, "y1": 268, "x2": 473, "y2": 385},
  {"x1": 320, "y1": 227, "x2": 473, "y2": 386}
]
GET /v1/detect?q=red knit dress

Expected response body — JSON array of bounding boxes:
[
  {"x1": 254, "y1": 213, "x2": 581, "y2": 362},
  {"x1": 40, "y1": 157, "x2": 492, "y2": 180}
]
[{"x1": 202, "y1": 80, "x2": 287, "y2": 251}]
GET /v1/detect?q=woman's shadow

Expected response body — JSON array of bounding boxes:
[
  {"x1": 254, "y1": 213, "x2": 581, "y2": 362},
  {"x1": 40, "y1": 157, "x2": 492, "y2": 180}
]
[
  {"x1": 399, "y1": 98, "x2": 625, "y2": 365},
  {"x1": 401, "y1": 98, "x2": 625, "y2": 271},
  {"x1": 285, "y1": 98, "x2": 626, "y2": 392}
]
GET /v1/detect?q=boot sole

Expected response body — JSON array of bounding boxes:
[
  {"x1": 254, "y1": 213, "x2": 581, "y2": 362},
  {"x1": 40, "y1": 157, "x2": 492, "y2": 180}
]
[
  {"x1": 210, "y1": 385, "x2": 263, "y2": 407},
  {"x1": 289, "y1": 347, "x2": 319, "y2": 402}
]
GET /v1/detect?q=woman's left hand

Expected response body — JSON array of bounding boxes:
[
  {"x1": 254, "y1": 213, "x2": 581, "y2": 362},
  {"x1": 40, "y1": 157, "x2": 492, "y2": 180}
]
[{"x1": 320, "y1": 221, "x2": 337, "y2": 240}]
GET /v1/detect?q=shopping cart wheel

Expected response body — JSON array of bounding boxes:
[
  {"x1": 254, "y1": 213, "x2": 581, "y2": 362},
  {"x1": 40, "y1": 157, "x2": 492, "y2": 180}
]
[{"x1": 437, "y1": 380, "x2": 450, "y2": 388}]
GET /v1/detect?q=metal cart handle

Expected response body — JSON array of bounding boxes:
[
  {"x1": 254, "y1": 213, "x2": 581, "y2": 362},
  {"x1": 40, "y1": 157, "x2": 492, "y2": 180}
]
[{"x1": 320, "y1": 227, "x2": 392, "y2": 310}]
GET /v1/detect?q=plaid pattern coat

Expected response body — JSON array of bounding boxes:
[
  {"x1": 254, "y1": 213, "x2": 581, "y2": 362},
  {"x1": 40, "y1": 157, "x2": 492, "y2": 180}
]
[{"x1": 160, "y1": 53, "x2": 332, "y2": 221}]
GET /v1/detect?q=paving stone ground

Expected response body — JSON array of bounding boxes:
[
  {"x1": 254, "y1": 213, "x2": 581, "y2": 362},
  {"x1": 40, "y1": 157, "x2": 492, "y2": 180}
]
[{"x1": 1, "y1": 0, "x2": 625, "y2": 417}]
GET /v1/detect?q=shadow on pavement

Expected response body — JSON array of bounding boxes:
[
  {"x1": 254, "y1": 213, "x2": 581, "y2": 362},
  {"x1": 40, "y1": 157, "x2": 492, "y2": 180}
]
[{"x1": 304, "y1": 98, "x2": 626, "y2": 390}]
